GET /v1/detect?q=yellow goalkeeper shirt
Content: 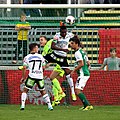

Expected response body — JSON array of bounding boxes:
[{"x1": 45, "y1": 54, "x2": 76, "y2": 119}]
[{"x1": 42, "y1": 39, "x2": 53, "y2": 56}]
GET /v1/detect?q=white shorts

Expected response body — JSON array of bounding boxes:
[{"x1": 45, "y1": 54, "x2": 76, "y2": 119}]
[{"x1": 75, "y1": 76, "x2": 90, "y2": 90}]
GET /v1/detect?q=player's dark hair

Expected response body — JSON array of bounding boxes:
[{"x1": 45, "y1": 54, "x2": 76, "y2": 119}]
[
  {"x1": 29, "y1": 43, "x2": 38, "y2": 51},
  {"x1": 70, "y1": 35, "x2": 81, "y2": 46},
  {"x1": 60, "y1": 25, "x2": 67, "y2": 31},
  {"x1": 80, "y1": 42, "x2": 84, "y2": 49},
  {"x1": 69, "y1": 35, "x2": 84, "y2": 48},
  {"x1": 60, "y1": 21, "x2": 67, "y2": 32},
  {"x1": 110, "y1": 48, "x2": 116, "y2": 52}
]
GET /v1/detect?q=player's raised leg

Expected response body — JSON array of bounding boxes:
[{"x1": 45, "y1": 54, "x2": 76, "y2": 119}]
[
  {"x1": 66, "y1": 74, "x2": 76, "y2": 101},
  {"x1": 52, "y1": 84, "x2": 60, "y2": 107},
  {"x1": 50, "y1": 67, "x2": 66, "y2": 106}
]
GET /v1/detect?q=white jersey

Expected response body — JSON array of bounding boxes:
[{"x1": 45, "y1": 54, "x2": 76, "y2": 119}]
[
  {"x1": 54, "y1": 32, "x2": 74, "y2": 57},
  {"x1": 23, "y1": 53, "x2": 45, "y2": 79}
]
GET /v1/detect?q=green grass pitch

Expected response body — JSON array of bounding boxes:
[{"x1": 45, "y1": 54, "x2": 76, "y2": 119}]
[{"x1": 0, "y1": 104, "x2": 119, "y2": 120}]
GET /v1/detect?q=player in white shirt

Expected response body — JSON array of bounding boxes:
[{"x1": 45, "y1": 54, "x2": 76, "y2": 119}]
[
  {"x1": 53, "y1": 30, "x2": 73, "y2": 57},
  {"x1": 43, "y1": 22, "x2": 76, "y2": 101},
  {"x1": 20, "y1": 43, "x2": 53, "y2": 111}
]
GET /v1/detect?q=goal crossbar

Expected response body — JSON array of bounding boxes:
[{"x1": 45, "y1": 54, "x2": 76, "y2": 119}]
[{"x1": 0, "y1": 4, "x2": 120, "y2": 9}]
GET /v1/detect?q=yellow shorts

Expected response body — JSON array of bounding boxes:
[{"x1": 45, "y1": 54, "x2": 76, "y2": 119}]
[{"x1": 53, "y1": 64, "x2": 65, "y2": 77}]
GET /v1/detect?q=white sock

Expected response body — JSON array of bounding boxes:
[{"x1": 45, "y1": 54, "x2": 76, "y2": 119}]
[
  {"x1": 42, "y1": 94, "x2": 52, "y2": 107},
  {"x1": 21, "y1": 92, "x2": 27, "y2": 108},
  {"x1": 66, "y1": 74, "x2": 75, "y2": 95}
]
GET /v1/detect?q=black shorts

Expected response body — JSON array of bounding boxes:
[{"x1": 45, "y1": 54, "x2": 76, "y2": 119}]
[
  {"x1": 44, "y1": 52, "x2": 69, "y2": 68},
  {"x1": 25, "y1": 76, "x2": 45, "y2": 91}
]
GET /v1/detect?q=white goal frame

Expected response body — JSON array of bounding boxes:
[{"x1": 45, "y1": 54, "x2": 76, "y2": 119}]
[
  {"x1": 0, "y1": 4, "x2": 119, "y2": 18},
  {"x1": 0, "y1": 4, "x2": 119, "y2": 9}
]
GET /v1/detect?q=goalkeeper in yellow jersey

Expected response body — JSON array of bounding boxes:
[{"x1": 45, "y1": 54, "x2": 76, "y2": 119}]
[{"x1": 39, "y1": 36, "x2": 66, "y2": 106}]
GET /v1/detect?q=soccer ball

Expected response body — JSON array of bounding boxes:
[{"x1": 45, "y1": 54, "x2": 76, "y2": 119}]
[{"x1": 65, "y1": 16, "x2": 75, "y2": 25}]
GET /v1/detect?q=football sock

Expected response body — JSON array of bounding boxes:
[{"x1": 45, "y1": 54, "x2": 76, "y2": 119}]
[
  {"x1": 21, "y1": 92, "x2": 27, "y2": 108},
  {"x1": 78, "y1": 92, "x2": 90, "y2": 107},
  {"x1": 42, "y1": 94, "x2": 52, "y2": 107},
  {"x1": 66, "y1": 74, "x2": 75, "y2": 95},
  {"x1": 52, "y1": 78, "x2": 63, "y2": 94}
]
